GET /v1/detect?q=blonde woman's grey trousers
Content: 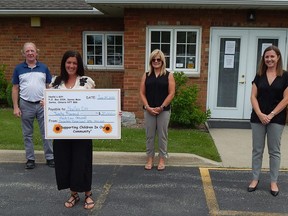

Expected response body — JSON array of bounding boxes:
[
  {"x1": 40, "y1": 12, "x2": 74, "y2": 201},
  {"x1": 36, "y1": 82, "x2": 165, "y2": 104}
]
[{"x1": 144, "y1": 110, "x2": 171, "y2": 158}]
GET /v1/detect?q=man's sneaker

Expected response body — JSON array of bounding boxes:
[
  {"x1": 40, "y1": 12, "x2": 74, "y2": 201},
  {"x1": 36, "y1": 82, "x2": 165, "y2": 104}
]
[
  {"x1": 25, "y1": 160, "x2": 35, "y2": 169},
  {"x1": 46, "y1": 159, "x2": 55, "y2": 168}
]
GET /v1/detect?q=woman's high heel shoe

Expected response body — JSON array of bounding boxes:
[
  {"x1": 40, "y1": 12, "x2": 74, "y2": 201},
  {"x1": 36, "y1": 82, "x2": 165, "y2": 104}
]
[
  {"x1": 270, "y1": 190, "x2": 279, "y2": 197},
  {"x1": 247, "y1": 180, "x2": 259, "y2": 192},
  {"x1": 270, "y1": 183, "x2": 279, "y2": 197}
]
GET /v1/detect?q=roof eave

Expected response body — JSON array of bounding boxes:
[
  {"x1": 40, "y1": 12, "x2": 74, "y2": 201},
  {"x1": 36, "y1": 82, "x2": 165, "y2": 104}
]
[
  {"x1": 0, "y1": 8, "x2": 103, "y2": 16},
  {"x1": 85, "y1": 0, "x2": 288, "y2": 17},
  {"x1": 85, "y1": 0, "x2": 288, "y2": 6}
]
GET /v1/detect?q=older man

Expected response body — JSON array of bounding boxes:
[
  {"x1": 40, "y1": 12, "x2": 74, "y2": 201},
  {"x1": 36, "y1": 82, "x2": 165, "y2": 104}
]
[{"x1": 12, "y1": 42, "x2": 54, "y2": 169}]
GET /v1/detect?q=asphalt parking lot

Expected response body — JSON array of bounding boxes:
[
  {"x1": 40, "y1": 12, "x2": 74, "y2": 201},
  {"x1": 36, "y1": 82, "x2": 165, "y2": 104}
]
[{"x1": 1, "y1": 163, "x2": 288, "y2": 216}]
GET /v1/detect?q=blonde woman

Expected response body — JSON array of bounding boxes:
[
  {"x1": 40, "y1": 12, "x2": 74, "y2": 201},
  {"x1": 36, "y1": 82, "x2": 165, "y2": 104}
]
[{"x1": 140, "y1": 49, "x2": 175, "y2": 171}]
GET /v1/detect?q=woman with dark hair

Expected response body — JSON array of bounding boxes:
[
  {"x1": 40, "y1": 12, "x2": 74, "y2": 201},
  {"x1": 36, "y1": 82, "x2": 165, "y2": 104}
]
[
  {"x1": 248, "y1": 45, "x2": 288, "y2": 197},
  {"x1": 50, "y1": 50, "x2": 95, "y2": 209}
]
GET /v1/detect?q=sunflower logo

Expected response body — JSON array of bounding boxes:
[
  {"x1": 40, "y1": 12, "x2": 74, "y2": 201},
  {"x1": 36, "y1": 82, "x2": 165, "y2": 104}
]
[
  {"x1": 102, "y1": 124, "x2": 112, "y2": 134},
  {"x1": 53, "y1": 124, "x2": 63, "y2": 134}
]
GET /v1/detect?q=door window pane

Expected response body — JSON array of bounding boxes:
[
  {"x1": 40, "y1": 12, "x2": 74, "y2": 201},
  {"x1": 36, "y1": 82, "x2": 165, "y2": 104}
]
[
  {"x1": 217, "y1": 38, "x2": 241, "y2": 107},
  {"x1": 256, "y1": 39, "x2": 279, "y2": 70}
]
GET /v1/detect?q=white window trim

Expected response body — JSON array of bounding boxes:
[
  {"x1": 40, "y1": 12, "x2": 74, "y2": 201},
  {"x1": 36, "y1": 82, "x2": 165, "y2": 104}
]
[
  {"x1": 146, "y1": 26, "x2": 202, "y2": 77},
  {"x1": 83, "y1": 31, "x2": 124, "y2": 70}
]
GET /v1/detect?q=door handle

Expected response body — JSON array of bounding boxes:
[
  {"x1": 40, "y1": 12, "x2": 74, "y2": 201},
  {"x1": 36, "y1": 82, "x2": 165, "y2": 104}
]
[{"x1": 239, "y1": 74, "x2": 246, "y2": 84}]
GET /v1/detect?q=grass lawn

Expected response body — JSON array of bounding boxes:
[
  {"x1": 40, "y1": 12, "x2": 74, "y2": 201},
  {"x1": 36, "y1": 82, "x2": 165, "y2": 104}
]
[{"x1": 0, "y1": 108, "x2": 221, "y2": 162}]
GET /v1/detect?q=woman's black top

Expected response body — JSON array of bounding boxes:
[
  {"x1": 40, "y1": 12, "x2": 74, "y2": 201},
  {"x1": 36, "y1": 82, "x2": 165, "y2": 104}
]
[
  {"x1": 144, "y1": 71, "x2": 171, "y2": 111},
  {"x1": 250, "y1": 71, "x2": 288, "y2": 125}
]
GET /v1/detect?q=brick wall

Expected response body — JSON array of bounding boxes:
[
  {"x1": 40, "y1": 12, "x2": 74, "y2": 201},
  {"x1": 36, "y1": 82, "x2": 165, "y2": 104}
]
[
  {"x1": 3, "y1": 8, "x2": 288, "y2": 119},
  {"x1": 123, "y1": 8, "x2": 288, "y2": 119},
  {"x1": 1, "y1": 16, "x2": 124, "y2": 106}
]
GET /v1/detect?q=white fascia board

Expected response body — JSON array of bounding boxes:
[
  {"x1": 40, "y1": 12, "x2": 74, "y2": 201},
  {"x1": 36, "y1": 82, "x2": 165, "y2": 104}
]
[
  {"x1": 85, "y1": 0, "x2": 288, "y2": 6},
  {"x1": 0, "y1": 8, "x2": 103, "y2": 16}
]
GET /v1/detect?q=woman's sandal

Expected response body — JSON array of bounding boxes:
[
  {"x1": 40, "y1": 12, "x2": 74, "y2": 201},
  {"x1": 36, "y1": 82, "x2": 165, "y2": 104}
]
[
  {"x1": 144, "y1": 157, "x2": 153, "y2": 170},
  {"x1": 64, "y1": 193, "x2": 80, "y2": 208},
  {"x1": 157, "y1": 157, "x2": 165, "y2": 171},
  {"x1": 84, "y1": 193, "x2": 95, "y2": 210},
  {"x1": 157, "y1": 163, "x2": 165, "y2": 171},
  {"x1": 144, "y1": 162, "x2": 153, "y2": 170}
]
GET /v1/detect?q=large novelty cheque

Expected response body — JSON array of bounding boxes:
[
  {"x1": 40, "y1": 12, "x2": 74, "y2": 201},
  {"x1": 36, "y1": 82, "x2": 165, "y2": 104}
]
[{"x1": 44, "y1": 89, "x2": 121, "y2": 139}]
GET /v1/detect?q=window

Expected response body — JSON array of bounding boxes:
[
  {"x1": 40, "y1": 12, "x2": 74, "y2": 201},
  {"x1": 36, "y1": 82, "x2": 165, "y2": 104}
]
[
  {"x1": 147, "y1": 27, "x2": 201, "y2": 76},
  {"x1": 83, "y1": 32, "x2": 124, "y2": 69}
]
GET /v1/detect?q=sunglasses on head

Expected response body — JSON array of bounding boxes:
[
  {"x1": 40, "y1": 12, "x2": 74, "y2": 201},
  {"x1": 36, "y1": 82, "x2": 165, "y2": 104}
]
[{"x1": 152, "y1": 58, "x2": 162, "y2": 62}]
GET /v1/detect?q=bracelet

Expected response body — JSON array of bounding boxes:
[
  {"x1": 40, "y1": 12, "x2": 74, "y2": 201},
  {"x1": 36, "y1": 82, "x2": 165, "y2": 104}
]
[
  {"x1": 271, "y1": 111, "x2": 275, "y2": 116},
  {"x1": 160, "y1": 105, "x2": 165, "y2": 110}
]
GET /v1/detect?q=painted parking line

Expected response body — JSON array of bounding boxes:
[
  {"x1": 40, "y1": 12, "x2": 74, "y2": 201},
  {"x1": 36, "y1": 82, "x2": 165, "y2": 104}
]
[
  {"x1": 200, "y1": 167, "x2": 219, "y2": 216},
  {"x1": 92, "y1": 166, "x2": 119, "y2": 215},
  {"x1": 200, "y1": 168, "x2": 288, "y2": 216}
]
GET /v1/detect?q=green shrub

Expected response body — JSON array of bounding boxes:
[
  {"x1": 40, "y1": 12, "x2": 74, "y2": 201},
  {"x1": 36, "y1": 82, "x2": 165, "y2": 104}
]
[{"x1": 170, "y1": 71, "x2": 210, "y2": 128}]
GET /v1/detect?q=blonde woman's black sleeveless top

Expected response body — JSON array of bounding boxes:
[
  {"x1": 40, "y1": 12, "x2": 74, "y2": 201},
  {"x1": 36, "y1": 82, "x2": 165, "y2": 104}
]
[{"x1": 145, "y1": 71, "x2": 170, "y2": 111}]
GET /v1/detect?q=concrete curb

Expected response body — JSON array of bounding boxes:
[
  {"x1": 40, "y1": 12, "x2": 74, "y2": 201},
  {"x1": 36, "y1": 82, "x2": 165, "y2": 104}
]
[{"x1": 0, "y1": 150, "x2": 221, "y2": 167}]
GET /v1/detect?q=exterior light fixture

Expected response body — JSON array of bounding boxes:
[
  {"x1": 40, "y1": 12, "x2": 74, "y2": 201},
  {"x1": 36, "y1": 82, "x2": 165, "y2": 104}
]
[{"x1": 247, "y1": 10, "x2": 256, "y2": 22}]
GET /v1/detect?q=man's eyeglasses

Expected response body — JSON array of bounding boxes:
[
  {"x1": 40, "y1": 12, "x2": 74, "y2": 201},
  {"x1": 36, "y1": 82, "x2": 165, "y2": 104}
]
[{"x1": 152, "y1": 58, "x2": 162, "y2": 63}]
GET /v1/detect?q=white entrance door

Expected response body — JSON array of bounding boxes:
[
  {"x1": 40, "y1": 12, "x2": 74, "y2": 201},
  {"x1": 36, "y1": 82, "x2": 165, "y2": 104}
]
[{"x1": 208, "y1": 28, "x2": 287, "y2": 119}]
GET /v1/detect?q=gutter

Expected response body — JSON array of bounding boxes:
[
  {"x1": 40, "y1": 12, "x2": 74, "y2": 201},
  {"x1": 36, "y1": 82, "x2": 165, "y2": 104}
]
[
  {"x1": 85, "y1": 0, "x2": 288, "y2": 6},
  {"x1": 0, "y1": 8, "x2": 103, "y2": 16}
]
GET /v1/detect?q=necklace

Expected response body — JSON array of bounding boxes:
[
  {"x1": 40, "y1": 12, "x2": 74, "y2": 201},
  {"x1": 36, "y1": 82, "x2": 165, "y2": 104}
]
[
  {"x1": 65, "y1": 84, "x2": 74, "y2": 89},
  {"x1": 65, "y1": 80, "x2": 76, "y2": 89}
]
